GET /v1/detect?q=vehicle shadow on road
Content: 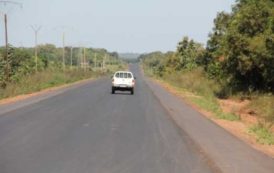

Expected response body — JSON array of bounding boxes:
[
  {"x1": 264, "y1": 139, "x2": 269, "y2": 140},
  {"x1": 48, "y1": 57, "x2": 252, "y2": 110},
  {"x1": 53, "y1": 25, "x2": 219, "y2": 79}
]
[{"x1": 110, "y1": 92, "x2": 133, "y2": 95}]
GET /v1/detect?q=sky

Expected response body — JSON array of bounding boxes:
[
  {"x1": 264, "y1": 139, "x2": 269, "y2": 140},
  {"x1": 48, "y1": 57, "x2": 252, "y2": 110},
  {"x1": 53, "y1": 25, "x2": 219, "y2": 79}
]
[{"x1": 0, "y1": 0, "x2": 235, "y2": 53}]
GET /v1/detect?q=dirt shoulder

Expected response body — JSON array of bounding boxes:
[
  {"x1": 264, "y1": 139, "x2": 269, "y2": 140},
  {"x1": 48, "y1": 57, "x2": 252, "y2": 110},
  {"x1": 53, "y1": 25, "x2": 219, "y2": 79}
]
[{"x1": 152, "y1": 78, "x2": 274, "y2": 158}]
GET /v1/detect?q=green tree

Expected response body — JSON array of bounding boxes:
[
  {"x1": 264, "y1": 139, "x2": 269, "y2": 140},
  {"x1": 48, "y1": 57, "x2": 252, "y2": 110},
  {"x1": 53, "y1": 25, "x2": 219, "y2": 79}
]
[
  {"x1": 206, "y1": 0, "x2": 274, "y2": 92},
  {"x1": 177, "y1": 37, "x2": 205, "y2": 70}
]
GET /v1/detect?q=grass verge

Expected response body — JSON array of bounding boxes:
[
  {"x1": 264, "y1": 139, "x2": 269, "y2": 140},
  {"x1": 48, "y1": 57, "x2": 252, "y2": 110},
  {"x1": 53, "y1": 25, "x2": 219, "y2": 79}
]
[
  {"x1": 249, "y1": 124, "x2": 274, "y2": 145},
  {"x1": 0, "y1": 64, "x2": 124, "y2": 100},
  {"x1": 144, "y1": 65, "x2": 274, "y2": 148},
  {"x1": 146, "y1": 67, "x2": 240, "y2": 121},
  {"x1": 190, "y1": 97, "x2": 240, "y2": 121}
]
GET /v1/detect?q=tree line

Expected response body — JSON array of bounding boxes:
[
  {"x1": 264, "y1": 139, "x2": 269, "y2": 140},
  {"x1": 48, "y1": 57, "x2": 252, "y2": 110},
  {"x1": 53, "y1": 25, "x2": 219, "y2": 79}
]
[
  {"x1": 0, "y1": 44, "x2": 121, "y2": 88},
  {"x1": 140, "y1": 0, "x2": 274, "y2": 95}
]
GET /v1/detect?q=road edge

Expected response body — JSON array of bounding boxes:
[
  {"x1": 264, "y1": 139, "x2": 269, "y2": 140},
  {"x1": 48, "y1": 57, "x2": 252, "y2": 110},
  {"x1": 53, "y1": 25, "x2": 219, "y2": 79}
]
[
  {"x1": 0, "y1": 78, "x2": 96, "y2": 106},
  {"x1": 148, "y1": 77, "x2": 274, "y2": 159},
  {"x1": 142, "y1": 78, "x2": 223, "y2": 173}
]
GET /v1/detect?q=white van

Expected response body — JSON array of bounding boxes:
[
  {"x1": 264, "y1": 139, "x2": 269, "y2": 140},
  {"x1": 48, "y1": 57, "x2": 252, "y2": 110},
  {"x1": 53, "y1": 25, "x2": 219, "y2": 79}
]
[{"x1": 112, "y1": 71, "x2": 135, "y2": 95}]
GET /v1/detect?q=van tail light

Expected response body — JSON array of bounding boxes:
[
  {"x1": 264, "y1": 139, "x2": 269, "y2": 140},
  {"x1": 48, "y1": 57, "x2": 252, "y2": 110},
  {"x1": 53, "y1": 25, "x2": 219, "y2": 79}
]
[
  {"x1": 112, "y1": 79, "x2": 114, "y2": 83},
  {"x1": 132, "y1": 79, "x2": 135, "y2": 85}
]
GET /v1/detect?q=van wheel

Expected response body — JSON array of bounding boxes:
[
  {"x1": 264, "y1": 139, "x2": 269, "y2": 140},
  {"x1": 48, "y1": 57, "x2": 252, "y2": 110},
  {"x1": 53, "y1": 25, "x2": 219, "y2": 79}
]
[
  {"x1": 131, "y1": 88, "x2": 134, "y2": 95},
  {"x1": 112, "y1": 87, "x2": 115, "y2": 94}
]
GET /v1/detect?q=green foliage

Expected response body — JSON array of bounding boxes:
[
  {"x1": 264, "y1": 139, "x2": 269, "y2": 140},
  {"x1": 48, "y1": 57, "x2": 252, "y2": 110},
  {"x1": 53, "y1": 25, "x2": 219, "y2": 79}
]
[
  {"x1": 38, "y1": 44, "x2": 58, "y2": 68},
  {"x1": 205, "y1": 12, "x2": 231, "y2": 80},
  {"x1": 0, "y1": 44, "x2": 124, "y2": 93},
  {"x1": 0, "y1": 56, "x2": 4, "y2": 86},
  {"x1": 139, "y1": 37, "x2": 205, "y2": 74},
  {"x1": 249, "y1": 124, "x2": 274, "y2": 145},
  {"x1": 139, "y1": 51, "x2": 167, "y2": 76},
  {"x1": 176, "y1": 37, "x2": 205, "y2": 70},
  {"x1": 206, "y1": 0, "x2": 274, "y2": 92},
  {"x1": 206, "y1": 62, "x2": 224, "y2": 80}
]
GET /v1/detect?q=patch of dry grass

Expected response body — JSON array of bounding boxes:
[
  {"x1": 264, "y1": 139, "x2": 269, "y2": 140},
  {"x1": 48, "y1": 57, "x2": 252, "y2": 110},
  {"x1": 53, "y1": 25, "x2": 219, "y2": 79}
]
[
  {"x1": 249, "y1": 95, "x2": 274, "y2": 129},
  {"x1": 0, "y1": 68, "x2": 105, "y2": 100}
]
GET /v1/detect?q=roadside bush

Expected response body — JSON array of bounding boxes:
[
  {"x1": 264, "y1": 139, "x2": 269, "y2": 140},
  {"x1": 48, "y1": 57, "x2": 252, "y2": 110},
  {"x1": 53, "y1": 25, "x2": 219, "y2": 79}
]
[
  {"x1": 249, "y1": 124, "x2": 274, "y2": 145},
  {"x1": 249, "y1": 95, "x2": 274, "y2": 129},
  {"x1": 206, "y1": 0, "x2": 274, "y2": 92},
  {"x1": 162, "y1": 68, "x2": 220, "y2": 99}
]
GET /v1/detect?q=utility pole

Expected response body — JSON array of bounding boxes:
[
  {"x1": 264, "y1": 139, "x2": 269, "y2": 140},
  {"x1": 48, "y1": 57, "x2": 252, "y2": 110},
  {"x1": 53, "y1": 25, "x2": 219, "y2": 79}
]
[
  {"x1": 62, "y1": 32, "x2": 65, "y2": 70},
  {"x1": 83, "y1": 47, "x2": 87, "y2": 72},
  {"x1": 0, "y1": 0, "x2": 22, "y2": 87},
  {"x1": 30, "y1": 25, "x2": 42, "y2": 72},
  {"x1": 103, "y1": 55, "x2": 106, "y2": 69},
  {"x1": 78, "y1": 47, "x2": 81, "y2": 69},
  {"x1": 54, "y1": 26, "x2": 74, "y2": 71},
  {"x1": 70, "y1": 46, "x2": 73, "y2": 70},
  {"x1": 4, "y1": 14, "x2": 9, "y2": 82},
  {"x1": 80, "y1": 47, "x2": 83, "y2": 69},
  {"x1": 101, "y1": 58, "x2": 103, "y2": 70},
  {"x1": 94, "y1": 53, "x2": 97, "y2": 70}
]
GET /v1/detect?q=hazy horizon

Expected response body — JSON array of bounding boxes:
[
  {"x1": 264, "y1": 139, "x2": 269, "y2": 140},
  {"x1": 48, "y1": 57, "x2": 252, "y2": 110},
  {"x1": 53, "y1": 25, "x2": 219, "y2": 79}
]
[{"x1": 0, "y1": 0, "x2": 235, "y2": 53}]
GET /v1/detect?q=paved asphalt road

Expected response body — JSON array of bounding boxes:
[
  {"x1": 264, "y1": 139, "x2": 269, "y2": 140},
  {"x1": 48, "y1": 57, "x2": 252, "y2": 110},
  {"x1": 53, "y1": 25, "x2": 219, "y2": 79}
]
[{"x1": 0, "y1": 64, "x2": 273, "y2": 173}]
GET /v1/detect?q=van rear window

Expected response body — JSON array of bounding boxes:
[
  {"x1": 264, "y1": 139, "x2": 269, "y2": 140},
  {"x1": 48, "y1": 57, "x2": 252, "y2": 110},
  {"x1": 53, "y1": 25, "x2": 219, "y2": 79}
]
[
  {"x1": 115, "y1": 73, "x2": 121, "y2": 78},
  {"x1": 115, "y1": 72, "x2": 132, "y2": 78}
]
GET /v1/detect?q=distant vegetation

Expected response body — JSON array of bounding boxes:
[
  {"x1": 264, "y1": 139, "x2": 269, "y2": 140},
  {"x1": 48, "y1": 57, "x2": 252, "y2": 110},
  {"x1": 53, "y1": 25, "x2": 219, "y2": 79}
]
[
  {"x1": 0, "y1": 44, "x2": 125, "y2": 99},
  {"x1": 119, "y1": 53, "x2": 140, "y2": 63},
  {"x1": 119, "y1": 53, "x2": 140, "y2": 60},
  {"x1": 140, "y1": 0, "x2": 274, "y2": 143}
]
